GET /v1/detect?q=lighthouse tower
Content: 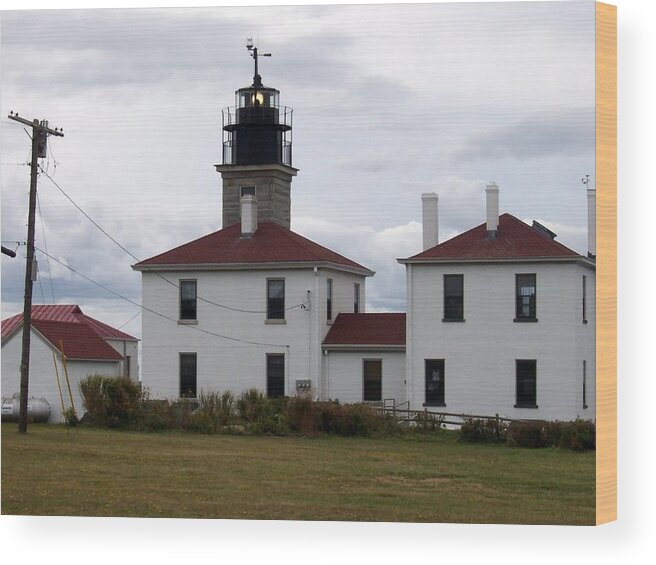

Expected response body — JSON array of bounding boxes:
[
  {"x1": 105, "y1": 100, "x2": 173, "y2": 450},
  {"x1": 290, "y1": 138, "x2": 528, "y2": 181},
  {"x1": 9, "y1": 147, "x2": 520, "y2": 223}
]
[{"x1": 216, "y1": 41, "x2": 297, "y2": 229}]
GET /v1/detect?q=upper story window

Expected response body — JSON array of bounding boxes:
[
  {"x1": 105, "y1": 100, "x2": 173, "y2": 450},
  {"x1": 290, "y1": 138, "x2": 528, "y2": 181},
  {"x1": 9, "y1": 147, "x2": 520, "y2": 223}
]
[
  {"x1": 443, "y1": 274, "x2": 464, "y2": 321},
  {"x1": 354, "y1": 283, "x2": 360, "y2": 314},
  {"x1": 582, "y1": 275, "x2": 588, "y2": 323},
  {"x1": 240, "y1": 186, "x2": 256, "y2": 197},
  {"x1": 327, "y1": 278, "x2": 333, "y2": 322},
  {"x1": 180, "y1": 280, "x2": 197, "y2": 320},
  {"x1": 515, "y1": 274, "x2": 537, "y2": 321},
  {"x1": 267, "y1": 278, "x2": 285, "y2": 320}
]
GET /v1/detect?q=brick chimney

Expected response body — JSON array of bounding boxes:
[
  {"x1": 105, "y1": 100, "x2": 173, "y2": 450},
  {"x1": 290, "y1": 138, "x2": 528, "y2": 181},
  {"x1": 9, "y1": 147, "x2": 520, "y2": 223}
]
[
  {"x1": 421, "y1": 193, "x2": 439, "y2": 250},
  {"x1": 486, "y1": 182, "x2": 499, "y2": 238}
]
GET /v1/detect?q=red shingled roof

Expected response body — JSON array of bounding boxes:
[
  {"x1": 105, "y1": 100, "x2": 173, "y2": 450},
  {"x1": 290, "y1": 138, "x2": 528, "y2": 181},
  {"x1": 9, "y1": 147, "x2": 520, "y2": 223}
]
[
  {"x1": 32, "y1": 320, "x2": 123, "y2": 361},
  {"x1": 1, "y1": 305, "x2": 136, "y2": 360},
  {"x1": 404, "y1": 213, "x2": 582, "y2": 262},
  {"x1": 134, "y1": 222, "x2": 373, "y2": 274},
  {"x1": 323, "y1": 313, "x2": 406, "y2": 347}
]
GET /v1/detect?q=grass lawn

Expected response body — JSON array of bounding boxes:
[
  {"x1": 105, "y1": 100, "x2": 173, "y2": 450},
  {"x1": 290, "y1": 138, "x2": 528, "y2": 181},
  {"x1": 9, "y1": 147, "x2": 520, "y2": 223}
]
[{"x1": 1, "y1": 425, "x2": 594, "y2": 524}]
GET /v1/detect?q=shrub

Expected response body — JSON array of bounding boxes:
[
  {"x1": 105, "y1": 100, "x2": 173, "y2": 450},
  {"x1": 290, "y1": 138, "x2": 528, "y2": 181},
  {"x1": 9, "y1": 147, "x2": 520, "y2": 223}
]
[
  {"x1": 285, "y1": 394, "x2": 319, "y2": 435},
  {"x1": 459, "y1": 416, "x2": 508, "y2": 443},
  {"x1": 196, "y1": 390, "x2": 235, "y2": 431},
  {"x1": 236, "y1": 388, "x2": 269, "y2": 423},
  {"x1": 506, "y1": 420, "x2": 549, "y2": 448},
  {"x1": 79, "y1": 374, "x2": 145, "y2": 427},
  {"x1": 63, "y1": 406, "x2": 78, "y2": 427},
  {"x1": 316, "y1": 402, "x2": 392, "y2": 437},
  {"x1": 414, "y1": 410, "x2": 446, "y2": 433},
  {"x1": 549, "y1": 419, "x2": 596, "y2": 451}
]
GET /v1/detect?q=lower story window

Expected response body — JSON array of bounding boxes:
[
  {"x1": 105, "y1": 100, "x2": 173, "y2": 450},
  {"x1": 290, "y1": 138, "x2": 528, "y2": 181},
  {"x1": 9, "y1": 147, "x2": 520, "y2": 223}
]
[
  {"x1": 267, "y1": 353, "x2": 285, "y2": 398},
  {"x1": 363, "y1": 359, "x2": 382, "y2": 401},
  {"x1": 180, "y1": 353, "x2": 197, "y2": 398},
  {"x1": 425, "y1": 359, "x2": 445, "y2": 406},
  {"x1": 515, "y1": 359, "x2": 537, "y2": 408}
]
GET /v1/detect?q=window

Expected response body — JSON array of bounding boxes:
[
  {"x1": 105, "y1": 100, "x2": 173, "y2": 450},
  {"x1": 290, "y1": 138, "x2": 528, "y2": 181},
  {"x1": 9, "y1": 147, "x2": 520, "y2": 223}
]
[
  {"x1": 363, "y1": 359, "x2": 382, "y2": 401},
  {"x1": 267, "y1": 279, "x2": 285, "y2": 320},
  {"x1": 443, "y1": 274, "x2": 464, "y2": 321},
  {"x1": 354, "y1": 283, "x2": 360, "y2": 314},
  {"x1": 180, "y1": 280, "x2": 197, "y2": 320},
  {"x1": 267, "y1": 354, "x2": 285, "y2": 398},
  {"x1": 582, "y1": 360, "x2": 588, "y2": 409},
  {"x1": 515, "y1": 274, "x2": 537, "y2": 321},
  {"x1": 327, "y1": 278, "x2": 333, "y2": 321},
  {"x1": 240, "y1": 186, "x2": 256, "y2": 197},
  {"x1": 582, "y1": 275, "x2": 588, "y2": 323},
  {"x1": 515, "y1": 360, "x2": 537, "y2": 408},
  {"x1": 424, "y1": 359, "x2": 445, "y2": 406},
  {"x1": 179, "y1": 353, "x2": 197, "y2": 398}
]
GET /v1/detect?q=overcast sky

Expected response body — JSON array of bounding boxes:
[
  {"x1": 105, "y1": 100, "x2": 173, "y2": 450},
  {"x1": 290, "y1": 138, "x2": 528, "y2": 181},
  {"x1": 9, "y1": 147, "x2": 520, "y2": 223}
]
[{"x1": 0, "y1": 1, "x2": 595, "y2": 340}]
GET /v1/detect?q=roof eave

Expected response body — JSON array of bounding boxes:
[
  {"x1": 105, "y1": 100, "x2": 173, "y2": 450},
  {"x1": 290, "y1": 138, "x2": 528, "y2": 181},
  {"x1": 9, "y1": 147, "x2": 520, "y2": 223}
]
[
  {"x1": 398, "y1": 256, "x2": 595, "y2": 269},
  {"x1": 133, "y1": 261, "x2": 375, "y2": 277},
  {"x1": 322, "y1": 344, "x2": 406, "y2": 352}
]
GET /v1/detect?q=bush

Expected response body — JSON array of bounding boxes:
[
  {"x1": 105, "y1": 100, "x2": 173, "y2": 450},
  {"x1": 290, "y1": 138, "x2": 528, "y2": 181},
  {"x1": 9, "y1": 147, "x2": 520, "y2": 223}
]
[
  {"x1": 459, "y1": 416, "x2": 508, "y2": 444},
  {"x1": 285, "y1": 394, "x2": 319, "y2": 435},
  {"x1": 544, "y1": 419, "x2": 596, "y2": 451},
  {"x1": 414, "y1": 410, "x2": 446, "y2": 433},
  {"x1": 236, "y1": 388, "x2": 269, "y2": 423},
  {"x1": 316, "y1": 402, "x2": 394, "y2": 437},
  {"x1": 195, "y1": 390, "x2": 235, "y2": 431},
  {"x1": 506, "y1": 420, "x2": 549, "y2": 448},
  {"x1": 79, "y1": 374, "x2": 145, "y2": 427},
  {"x1": 506, "y1": 419, "x2": 596, "y2": 450}
]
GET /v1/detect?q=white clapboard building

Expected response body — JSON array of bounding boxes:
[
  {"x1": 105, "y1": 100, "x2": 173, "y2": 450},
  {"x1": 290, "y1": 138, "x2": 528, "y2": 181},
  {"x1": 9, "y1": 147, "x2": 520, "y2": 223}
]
[
  {"x1": 134, "y1": 60, "x2": 595, "y2": 421},
  {"x1": 1, "y1": 305, "x2": 139, "y2": 422}
]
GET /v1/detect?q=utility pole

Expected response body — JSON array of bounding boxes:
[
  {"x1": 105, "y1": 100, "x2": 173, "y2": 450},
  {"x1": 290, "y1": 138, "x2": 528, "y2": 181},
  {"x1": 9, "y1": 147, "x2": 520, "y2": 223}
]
[{"x1": 7, "y1": 112, "x2": 64, "y2": 433}]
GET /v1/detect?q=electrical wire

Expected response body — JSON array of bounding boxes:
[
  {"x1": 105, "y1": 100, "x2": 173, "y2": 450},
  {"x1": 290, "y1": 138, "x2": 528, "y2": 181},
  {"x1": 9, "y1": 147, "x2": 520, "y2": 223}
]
[
  {"x1": 117, "y1": 310, "x2": 141, "y2": 330},
  {"x1": 35, "y1": 246, "x2": 290, "y2": 349},
  {"x1": 36, "y1": 190, "x2": 56, "y2": 303},
  {"x1": 39, "y1": 166, "x2": 306, "y2": 315}
]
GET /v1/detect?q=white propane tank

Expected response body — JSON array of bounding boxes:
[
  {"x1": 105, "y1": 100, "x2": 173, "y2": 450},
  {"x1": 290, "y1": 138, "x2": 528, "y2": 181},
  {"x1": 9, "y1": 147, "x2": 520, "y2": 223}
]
[{"x1": 1, "y1": 394, "x2": 51, "y2": 423}]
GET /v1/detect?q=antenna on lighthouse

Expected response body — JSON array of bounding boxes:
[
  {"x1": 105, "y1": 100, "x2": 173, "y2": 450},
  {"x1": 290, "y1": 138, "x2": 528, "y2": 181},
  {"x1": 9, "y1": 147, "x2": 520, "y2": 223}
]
[{"x1": 246, "y1": 38, "x2": 271, "y2": 87}]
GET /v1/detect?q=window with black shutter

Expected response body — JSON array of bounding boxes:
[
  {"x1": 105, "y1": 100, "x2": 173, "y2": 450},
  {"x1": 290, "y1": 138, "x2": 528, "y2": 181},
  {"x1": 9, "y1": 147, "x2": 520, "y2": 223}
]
[
  {"x1": 363, "y1": 359, "x2": 382, "y2": 401},
  {"x1": 515, "y1": 359, "x2": 537, "y2": 408},
  {"x1": 515, "y1": 274, "x2": 537, "y2": 321},
  {"x1": 425, "y1": 359, "x2": 445, "y2": 406},
  {"x1": 267, "y1": 354, "x2": 285, "y2": 398},
  {"x1": 443, "y1": 274, "x2": 464, "y2": 321},
  {"x1": 267, "y1": 279, "x2": 285, "y2": 320},
  {"x1": 179, "y1": 353, "x2": 197, "y2": 398},
  {"x1": 180, "y1": 280, "x2": 197, "y2": 320}
]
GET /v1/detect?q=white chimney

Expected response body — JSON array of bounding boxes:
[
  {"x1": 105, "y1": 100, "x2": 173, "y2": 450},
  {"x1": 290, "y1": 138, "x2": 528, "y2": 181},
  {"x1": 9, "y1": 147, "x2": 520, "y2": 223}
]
[
  {"x1": 485, "y1": 182, "x2": 499, "y2": 237},
  {"x1": 240, "y1": 194, "x2": 258, "y2": 237},
  {"x1": 587, "y1": 188, "x2": 596, "y2": 257},
  {"x1": 421, "y1": 192, "x2": 439, "y2": 250}
]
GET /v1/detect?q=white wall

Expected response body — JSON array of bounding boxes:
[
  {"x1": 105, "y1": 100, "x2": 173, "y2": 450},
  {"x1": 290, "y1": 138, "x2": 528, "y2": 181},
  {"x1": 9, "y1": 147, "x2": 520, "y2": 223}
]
[
  {"x1": 140, "y1": 266, "x2": 367, "y2": 401},
  {"x1": 106, "y1": 339, "x2": 139, "y2": 379},
  {"x1": 323, "y1": 349, "x2": 405, "y2": 404},
  {"x1": 406, "y1": 261, "x2": 595, "y2": 421},
  {"x1": 1, "y1": 330, "x2": 120, "y2": 423}
]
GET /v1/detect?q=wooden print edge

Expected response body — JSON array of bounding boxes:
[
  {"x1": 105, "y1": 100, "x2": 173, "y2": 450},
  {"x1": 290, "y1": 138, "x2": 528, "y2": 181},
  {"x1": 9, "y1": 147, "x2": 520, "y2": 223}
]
[{"x1": 595, "y1": 0, "x2": 617, "y2": 525}]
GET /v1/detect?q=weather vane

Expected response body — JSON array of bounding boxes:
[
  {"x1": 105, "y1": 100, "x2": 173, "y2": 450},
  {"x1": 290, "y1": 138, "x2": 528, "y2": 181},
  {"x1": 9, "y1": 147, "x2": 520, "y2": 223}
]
[{"x1": 246, "y1": 38, "x2": 271, "y2": 87}]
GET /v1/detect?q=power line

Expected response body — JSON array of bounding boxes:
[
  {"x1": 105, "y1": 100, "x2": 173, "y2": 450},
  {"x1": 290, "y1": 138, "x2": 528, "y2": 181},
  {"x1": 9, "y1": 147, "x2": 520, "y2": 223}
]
[
  {"x1": 36, "y1": 190, "x2": 56, "y2": 303},
  {"x1": 39, "y1": 167, "x2": 306, "y2": 315},
  {"x1": 35, "y1": 246, "x2": 289, "y2": 349},
  {"x1": 117, "y1": 310, "x2": 141, "y2": 330}
]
